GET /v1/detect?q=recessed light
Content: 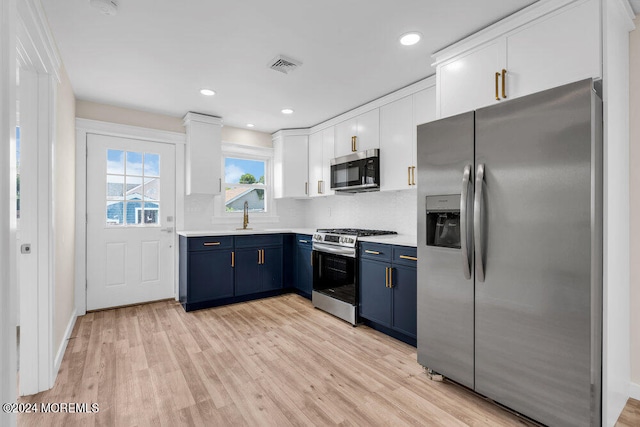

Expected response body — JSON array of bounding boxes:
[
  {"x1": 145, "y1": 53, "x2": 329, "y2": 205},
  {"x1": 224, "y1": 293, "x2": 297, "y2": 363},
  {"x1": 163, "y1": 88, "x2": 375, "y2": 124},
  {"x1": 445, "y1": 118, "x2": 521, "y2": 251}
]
[
  {"x1": 281, "y1": 109, "x2": 294, "y2": 114},
  {"x1": 400, "y1": 32, "x2": 422, "y2": 46},
  {"x1": 200, "y1": 89, "x2": 216, "y2": 96},
  {"x1": 247, "y1": 123, "x2": 255, "y2": 128}
]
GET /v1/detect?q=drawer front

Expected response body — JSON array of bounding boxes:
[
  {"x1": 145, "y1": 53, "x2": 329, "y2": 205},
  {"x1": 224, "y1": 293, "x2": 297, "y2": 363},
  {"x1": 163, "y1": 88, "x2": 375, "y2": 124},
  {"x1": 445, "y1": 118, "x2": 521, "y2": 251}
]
[
  {"x1": 235, "y1": 234, "x2": 283, "y2": 248},
  {"x1": 359, "y1": 242, "x2": 392, "y2": 262},
  {"x1": 392, "y1": 245, "x2": 418, "y2": 268},
  {"x1": 296, "y1": 234, "x2": 313, "y2": 248},
  {"x1": 188, "y1": 236, "x2": 234, "y2": 252}
]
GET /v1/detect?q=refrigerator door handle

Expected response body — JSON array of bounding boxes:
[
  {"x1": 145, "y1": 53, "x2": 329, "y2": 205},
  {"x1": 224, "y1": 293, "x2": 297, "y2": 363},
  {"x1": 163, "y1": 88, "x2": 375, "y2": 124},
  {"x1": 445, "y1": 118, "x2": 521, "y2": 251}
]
[
  {"x1": 474, "y1": 164, "x2": 485, "y2": 282},
  {"x1": 460, "y1": 164, "x2": 472, "y2": 280}
]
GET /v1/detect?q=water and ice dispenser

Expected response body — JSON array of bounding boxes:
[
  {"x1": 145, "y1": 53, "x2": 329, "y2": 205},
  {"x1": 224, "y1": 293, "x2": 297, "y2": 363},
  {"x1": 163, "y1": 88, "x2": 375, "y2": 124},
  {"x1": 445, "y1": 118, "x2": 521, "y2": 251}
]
[{"x1": 425, "y1": 195, "x2": 461, "y2": 249}]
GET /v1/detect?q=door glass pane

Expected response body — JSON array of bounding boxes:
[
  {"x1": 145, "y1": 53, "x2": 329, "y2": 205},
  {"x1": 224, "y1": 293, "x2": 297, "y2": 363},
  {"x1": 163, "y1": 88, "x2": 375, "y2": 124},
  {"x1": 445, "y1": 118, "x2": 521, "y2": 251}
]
[
  {"x1": 144, "y1": 153, "x2": 160, "y2": 176},
  {"x1": 106, "y1": 150, "x2": 162, "y2": 226},
  {"x1": 126, "y1": 176, "x2": 143, "y2": 199},
  {"x1": 144, "y1": 177, "x2": 160, "y2": 201},
  {"x1": 106, "y1": 175, "x2": 124, "y2": 200},
  {"x1": 107, "y1": 201, "x2": 124, "y2": 226},
  {"x1": 126, "y1": 151, "x2": 143, "y2": 175},
  {"x1": 127, "y1": 201, "x2": 143, "y2": 225},
  {"x1": 142, "y1": 203, "x2": 159, "y2": 224},
  {"x1": 107, "y1": 149, "x2": 125, "y2": 174}
]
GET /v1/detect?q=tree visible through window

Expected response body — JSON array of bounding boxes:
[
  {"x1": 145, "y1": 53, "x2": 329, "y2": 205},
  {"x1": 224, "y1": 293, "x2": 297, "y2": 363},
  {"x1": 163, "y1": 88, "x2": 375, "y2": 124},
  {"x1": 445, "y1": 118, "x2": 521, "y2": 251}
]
[{"x1": 224, "y1": 157, "x2": 266, "y2": 212}]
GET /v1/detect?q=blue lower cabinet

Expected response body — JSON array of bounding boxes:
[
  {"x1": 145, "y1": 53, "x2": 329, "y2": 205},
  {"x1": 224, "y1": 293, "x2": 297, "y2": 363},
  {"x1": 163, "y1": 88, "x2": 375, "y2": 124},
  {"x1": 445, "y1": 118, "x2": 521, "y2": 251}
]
[
  {"x1": 261, "y1": 246, "x2": 283, "y2": 291},
  {"x1": 359, "y1": 243, "x2": 417, "y2": 343},
  {"x1": 235, "y1": 245, "x2": 283, "y2": 296},
  {"x1": 295, "y1": 245, "x2": 313, "y2": 297},
  {"x1": 294, "y1": 234, "x2": 313, "y2": 298},
  {"x1": 359, "y1": 259, "x2": 392, "y2": 326},
  {"x1": 391, "y1": 264, "x2": 417, "y2": 338},
  {"x1": 235, "y1": 248, "x2": 263, "y2": 296},
  {"x1": 188, "y1": 251, "x2": 235, "y2": 302}
]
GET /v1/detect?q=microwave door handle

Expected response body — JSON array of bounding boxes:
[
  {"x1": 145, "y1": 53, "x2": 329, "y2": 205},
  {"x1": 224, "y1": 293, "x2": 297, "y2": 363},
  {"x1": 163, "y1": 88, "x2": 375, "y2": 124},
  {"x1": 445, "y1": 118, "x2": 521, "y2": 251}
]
[
  {"x1": 474, "y1": 164, "x2": 485, "y2": 282},
  {"x1": 460, "y1": 164, "x2": 472, "y2": 280}
]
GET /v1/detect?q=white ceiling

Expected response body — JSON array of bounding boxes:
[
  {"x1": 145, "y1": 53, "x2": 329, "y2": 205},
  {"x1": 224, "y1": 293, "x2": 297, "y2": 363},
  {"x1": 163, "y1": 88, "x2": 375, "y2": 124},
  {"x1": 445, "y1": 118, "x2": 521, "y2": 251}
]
[{"x1": 41, "y1": 0, "x2": 538, "y2": 133}]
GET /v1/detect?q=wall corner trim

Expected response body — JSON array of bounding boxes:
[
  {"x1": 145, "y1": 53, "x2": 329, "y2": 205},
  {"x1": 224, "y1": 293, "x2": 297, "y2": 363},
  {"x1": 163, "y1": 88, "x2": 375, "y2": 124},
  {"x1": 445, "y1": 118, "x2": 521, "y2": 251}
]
[{"x1": 53, "y1": 309, "x2": 76, "y2": 380}]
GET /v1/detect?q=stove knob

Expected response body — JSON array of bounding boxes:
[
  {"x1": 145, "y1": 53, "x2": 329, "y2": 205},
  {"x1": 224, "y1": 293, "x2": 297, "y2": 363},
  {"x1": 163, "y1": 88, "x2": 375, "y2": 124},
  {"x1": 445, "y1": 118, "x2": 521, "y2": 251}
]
[{"x1": 339, "y1": 237, "x2": 345, "y2": 243}]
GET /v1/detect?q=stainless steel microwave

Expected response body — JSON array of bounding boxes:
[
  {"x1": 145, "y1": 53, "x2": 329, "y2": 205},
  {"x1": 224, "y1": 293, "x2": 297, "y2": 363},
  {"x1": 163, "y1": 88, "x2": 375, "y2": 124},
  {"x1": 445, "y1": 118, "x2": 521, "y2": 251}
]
[{"x1": 330, "y1": 149, "x2": 380, "y2": 193}]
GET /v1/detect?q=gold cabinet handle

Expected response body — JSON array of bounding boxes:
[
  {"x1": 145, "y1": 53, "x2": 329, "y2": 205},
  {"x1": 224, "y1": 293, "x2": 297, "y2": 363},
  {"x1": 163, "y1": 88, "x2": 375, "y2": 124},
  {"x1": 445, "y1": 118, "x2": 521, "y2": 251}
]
[
  {"x1": 365, "y1": 250, "x2": 381, "y2": 255},
  {"x1": 261, "y1": 249, "x2": 265, "y2": 265},
  {"x1": 407, "y1": 166, "x2": 411, "y2": 186},
  {"x1": 318, "y1": 180, "x2": 322, "y2": 194},
  {"x1": 385, "y1": 267, "x2": 389, "y2": 288},
  {"x1": 388, "y1": 267, "x2": 393, "y2": 288},
  {"x1": 305, "y1": 182, "x2": 308, "y2": 195},
  {"x1": 412, "y1": 166, "x2": 416, "y2": 186},
  {"x1": 352, "y1": 135, "x2": 357, "y2": 152},
  {"x1": 231, "y1": 251, "x2": 235, "y2": 267},
  {"x1": 399, "y1": 255, "x2": 418, "y2": 261},
  {"x1": 495, "y1": 72, "x2": 500, "y2": 101},
  {"x1": 203, "y1": 242, "x2": 221, "y2": 246},
  {"x1": 501, "y1": 69, "x2": 507, "y2": 99}
]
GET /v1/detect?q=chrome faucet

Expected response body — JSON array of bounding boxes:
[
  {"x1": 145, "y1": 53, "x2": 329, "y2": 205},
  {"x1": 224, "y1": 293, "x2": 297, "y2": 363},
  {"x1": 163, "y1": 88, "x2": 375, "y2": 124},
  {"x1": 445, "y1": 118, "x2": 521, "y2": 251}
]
[{"x1": 242, "y1": 200, "x2": 250, "y2": 230}]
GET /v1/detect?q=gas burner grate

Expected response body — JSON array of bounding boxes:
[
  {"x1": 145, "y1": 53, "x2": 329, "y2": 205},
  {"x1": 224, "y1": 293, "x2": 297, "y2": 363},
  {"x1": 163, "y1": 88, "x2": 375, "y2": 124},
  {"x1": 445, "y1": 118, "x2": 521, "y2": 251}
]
[{"x1": 316, "y1": 228, "x2": 397, "y2": 237}]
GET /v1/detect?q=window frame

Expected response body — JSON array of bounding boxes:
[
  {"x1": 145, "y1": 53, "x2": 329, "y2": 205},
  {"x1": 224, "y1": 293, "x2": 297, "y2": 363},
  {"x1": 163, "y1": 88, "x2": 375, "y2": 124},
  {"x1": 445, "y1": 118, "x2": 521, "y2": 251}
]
[{"x1": 219, "y1": 143, "x2": 276, "y2": 220}]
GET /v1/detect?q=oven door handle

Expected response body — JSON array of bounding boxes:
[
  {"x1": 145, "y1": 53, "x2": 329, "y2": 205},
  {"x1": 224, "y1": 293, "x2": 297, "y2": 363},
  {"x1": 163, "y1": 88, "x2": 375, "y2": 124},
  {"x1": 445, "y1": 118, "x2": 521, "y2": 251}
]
[{"x1": 312, "y1": 243, "x2": 357, "y2": 258}]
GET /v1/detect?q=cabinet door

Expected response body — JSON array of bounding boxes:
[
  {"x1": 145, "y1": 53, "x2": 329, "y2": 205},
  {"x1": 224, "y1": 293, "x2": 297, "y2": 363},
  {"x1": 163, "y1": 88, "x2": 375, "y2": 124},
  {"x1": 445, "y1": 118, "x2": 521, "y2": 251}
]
[
  {"x1": 261, "y1": 246, "x2": 283, "y2": 291},
  {"x1": 380, "y1": 96, "x2": 414, "y2": 191},
  {"x1": 274, "y1": 135, "x2": 308, "y2": 199},
  {"x1": 359, "y1": 259, "x2": 391, "y2": 326},
  {"x1": 308, "y1": 131, "x2": 323, "y2": 197},
  {"x1": 355, "y1": 109, "x2": 380, "y2": 152},
  {"x1": 505, "y1": 0, "x2": 600, "y2": 100},
  {"x1": 390, "y1": 265, "x2": 417, "y2": 338},
  {"x1": 188, "y1": 250, "x2": 234, "y2": 302},
  {"x1": 438, "y1": 39, "x2": 506, "y2": 118},
  {"x1": 235, "y1": 248, "x2": 262, "y2": 296},
  {"x1": 296, "y1": 245, "x2": 313, "y2": 296},
  {"x1": 321, "y1": 128, "x2": 334, "y2": 196},
  {"x1": 334, "y1": 117, "x2": 357, "y2": 158}
]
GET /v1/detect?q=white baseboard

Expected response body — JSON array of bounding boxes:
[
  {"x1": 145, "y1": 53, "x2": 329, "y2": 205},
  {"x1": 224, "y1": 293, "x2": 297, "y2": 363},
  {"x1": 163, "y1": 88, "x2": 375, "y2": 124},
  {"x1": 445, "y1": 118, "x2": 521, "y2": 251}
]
[
  {"x1": 631, "y1": 382, "x2": 640, "y2": 401},
  {"x1": 53, "y1": 309, "x2": 77, "y2": 377}
]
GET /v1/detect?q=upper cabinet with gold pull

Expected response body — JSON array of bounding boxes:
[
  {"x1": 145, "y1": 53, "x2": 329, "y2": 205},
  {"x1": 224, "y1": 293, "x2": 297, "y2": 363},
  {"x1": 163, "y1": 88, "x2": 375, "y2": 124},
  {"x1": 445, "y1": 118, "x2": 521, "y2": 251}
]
[
  {"x1": 334, "y1": 109, "x2": 380, "y2": 158},
  {"x1": 308, "y1": 127, "x2": 334, "y2": 197},
  {"x1": 273, "y1": 130, "x2": 309, "y2": 199},
  {"x1": 434, "y1": 0, "x2": 601, "y2": 119},
  {"x1": 380, "y1": 86, "x2": 436, "y2": 191}
]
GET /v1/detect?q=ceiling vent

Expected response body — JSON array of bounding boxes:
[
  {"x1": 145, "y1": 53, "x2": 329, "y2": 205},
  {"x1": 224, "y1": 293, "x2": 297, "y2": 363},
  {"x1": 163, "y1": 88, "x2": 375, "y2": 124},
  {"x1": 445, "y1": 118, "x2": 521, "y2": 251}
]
[{"x1": 267, "y1": 55, "x2": 302, "y2": 74}]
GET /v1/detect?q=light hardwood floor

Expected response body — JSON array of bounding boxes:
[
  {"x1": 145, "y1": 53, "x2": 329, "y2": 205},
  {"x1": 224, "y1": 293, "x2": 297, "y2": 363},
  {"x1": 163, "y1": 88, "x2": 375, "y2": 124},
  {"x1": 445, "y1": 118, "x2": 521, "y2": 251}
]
[{"x1": 17, "y1": 294, "x2": 640, "y2": 426}]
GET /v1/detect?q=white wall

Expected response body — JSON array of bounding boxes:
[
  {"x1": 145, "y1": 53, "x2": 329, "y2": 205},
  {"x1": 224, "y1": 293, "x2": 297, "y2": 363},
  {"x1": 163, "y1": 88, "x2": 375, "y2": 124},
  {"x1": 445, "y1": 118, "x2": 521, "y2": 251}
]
[
  {"x1": 628, "y1": 14, "x2": 640, "y2": 401},
  {"x1": 602, "y1": 0, "x2": 634, "y2": 424},
  {"x1": 302, "y1": 190, "x2": 416, "y2": 236},
  {"x1": 53, "y1": 64, "x2": 75, "y2": 356}
]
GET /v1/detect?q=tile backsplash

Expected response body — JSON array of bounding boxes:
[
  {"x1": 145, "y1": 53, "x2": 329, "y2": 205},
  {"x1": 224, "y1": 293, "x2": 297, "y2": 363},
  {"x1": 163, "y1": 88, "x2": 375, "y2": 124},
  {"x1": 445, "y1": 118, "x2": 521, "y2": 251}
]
[{"x1": 299, "y1": 190, "x2": 417, "y2": 236}]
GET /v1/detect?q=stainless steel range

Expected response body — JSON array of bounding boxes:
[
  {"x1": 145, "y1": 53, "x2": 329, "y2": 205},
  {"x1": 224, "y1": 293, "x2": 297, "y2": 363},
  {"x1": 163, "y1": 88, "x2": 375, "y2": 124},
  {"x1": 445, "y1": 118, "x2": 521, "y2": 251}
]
[{"x1": 312, "y1": 228, "x2": 397, "y2": 325}]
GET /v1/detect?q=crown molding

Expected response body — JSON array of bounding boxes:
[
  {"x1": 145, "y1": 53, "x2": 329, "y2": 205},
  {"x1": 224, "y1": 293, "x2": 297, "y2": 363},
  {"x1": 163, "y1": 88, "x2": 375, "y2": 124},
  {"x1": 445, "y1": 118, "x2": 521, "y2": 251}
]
[
  {"x1": 183, "y1": 112, "x2": 223, "y2": 127},
  {"x1": 272, "y1": 129, "x2": 310, "y2": 140},
  {"x1": 76, "y1": 118, "x2": 186, "y2": 144},
  {"x1": 17, "y1": 0, "x2": 61, "y2": 80}
]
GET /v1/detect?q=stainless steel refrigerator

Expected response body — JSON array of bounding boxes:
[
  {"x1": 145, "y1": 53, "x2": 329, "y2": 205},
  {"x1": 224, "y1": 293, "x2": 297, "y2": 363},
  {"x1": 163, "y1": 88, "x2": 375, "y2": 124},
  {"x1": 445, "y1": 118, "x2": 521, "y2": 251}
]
[{"x1": 416, "y1": 79, "x2": 602, "y2": 427}]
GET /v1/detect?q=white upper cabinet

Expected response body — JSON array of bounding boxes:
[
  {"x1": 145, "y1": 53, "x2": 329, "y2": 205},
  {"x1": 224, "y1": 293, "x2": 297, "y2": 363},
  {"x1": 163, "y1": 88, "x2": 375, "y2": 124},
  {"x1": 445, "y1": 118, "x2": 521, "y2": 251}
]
[
  {"x1": 380, "y1": 87, "x2": 436, "y2": 191},
  {"x1": 438, "y1": 40, "x2": 506, "y2": 118},
  {"x1": 308, "y1": 127, "x2": 334, "y2": 197},
  {"x1": 505, "y1": 0, "x2": 600, "y2": 100},
  {"x1": 380, "y1": 96, "x2": 414, "y2": 191},
  {"x1": 183, "y1": 113, "x2": 223, "y2": 195},
  {"x1": 334, "y1": 109, "x2": 380, "y2": 158},
  {"x1": 434, "y1": 0, "x2": 601, "y2": 119},
  {"x1": 273, "y1": 132, "x2": 308, "y2": 199}
]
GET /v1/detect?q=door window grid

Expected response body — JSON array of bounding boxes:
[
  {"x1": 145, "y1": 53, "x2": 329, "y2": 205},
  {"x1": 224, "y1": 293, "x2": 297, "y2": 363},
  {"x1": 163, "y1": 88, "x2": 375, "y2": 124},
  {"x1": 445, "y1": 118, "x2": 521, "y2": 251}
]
[{"x1": 106, "y1": 150, "x2": 161, "y2": 226}]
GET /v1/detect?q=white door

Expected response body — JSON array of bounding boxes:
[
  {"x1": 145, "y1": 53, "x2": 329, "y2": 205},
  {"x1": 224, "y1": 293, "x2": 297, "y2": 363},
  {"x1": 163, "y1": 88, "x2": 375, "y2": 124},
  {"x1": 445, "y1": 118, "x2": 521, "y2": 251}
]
[{"x1": 86, "y1": 134, "x2": 176, "y2": 310}]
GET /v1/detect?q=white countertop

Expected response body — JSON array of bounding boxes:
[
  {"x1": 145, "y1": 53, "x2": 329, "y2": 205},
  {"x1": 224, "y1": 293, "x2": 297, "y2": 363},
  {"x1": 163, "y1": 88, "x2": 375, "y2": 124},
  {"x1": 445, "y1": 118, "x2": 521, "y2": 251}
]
[
  {"x1": 177, "y1": 228, "x2": 316, "y2": 237},
  {"x1": 178, "y1": 228, "x2": 416, "y2": 247}
]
